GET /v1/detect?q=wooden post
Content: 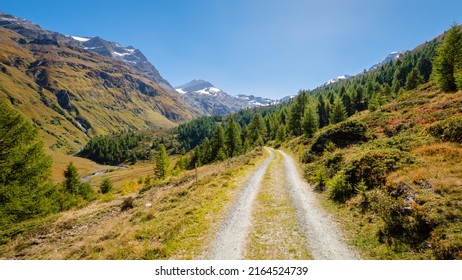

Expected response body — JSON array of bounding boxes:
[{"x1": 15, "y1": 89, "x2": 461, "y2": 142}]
[{"x1": 195, "y1": 163, "x2": 198, "y2": 188}]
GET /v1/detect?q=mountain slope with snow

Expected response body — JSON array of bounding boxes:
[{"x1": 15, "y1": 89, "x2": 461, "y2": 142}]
[{"x1": 175, "y1": 79, "x2": 278, "y2": 115}]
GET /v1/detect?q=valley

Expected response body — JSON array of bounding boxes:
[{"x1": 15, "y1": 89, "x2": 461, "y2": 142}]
[{"x1": 1, "y1": 9, "x2": 462, "y2": 261}]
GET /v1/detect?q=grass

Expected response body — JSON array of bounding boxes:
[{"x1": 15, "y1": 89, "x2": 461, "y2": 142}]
[
  {"x1": 0, "y1": 149, "x2": 267, "y2": 259},
  {"x1": 245, "y1": 150, "x2": 312, "y2": 259}
]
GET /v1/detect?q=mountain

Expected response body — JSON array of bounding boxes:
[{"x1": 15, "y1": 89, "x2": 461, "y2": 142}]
[
  {"x1": 175, "y1": 79, "x2": 277, "y2": 115},
  {"x1": 0, "y1": 11, "x2": 200, "y2": 154},
  {"x1": 368, "y1": 51, "x2": 405, "y2": 71},
  {"x1": 69, "y1": 36, "x2": 172, "y2": 87},
  {"x1": 324, "y1": 51, "x2": 406, "y2": 86},
  {"x1": 325, "y1": 75, "x2": 353, "y2": 85}
]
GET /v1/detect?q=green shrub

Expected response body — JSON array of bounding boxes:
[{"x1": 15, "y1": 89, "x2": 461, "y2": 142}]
[
  {"x1": 324, "y1": 152, "x2": 344, "y2": 176},
  {"x1": 100, "y1": 178, "x2": 113, "y2": 194},
  {"x1": 310, "y1": 120, "x2": 369, "y2": 154},
  {"x1": 428, "y1": 116, "x2": 462, "y2": 143},
  {"x1": 370, "y1": 186, "x2": 434, "y2": 249},
  {"x1": 300, "y1": 150, "x2": 316, "y2": 163},
  {"x1": 328, "y1": 171, "x2": 352, "y2": 203},
  {"x1": 343, "y1": 149, "x2": 414, "y2": 191},
  {"x1": 313, "y1": 167, "x2": 328, "y2": 192}
]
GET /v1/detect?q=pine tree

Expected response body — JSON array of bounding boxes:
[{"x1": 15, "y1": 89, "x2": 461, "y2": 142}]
[
  {"x1": 0, "y1": 100, "x2": 56, "y2": 225},
  {"x1": 210, "y1": 124, "x2": 226, "y2": 161},
  {"x1": 329, "y1": 96, "x2": 348, "y2": 124},
  {"x1": 275, "y1": 125, "x2": 287, "y2": 143},
  {"x1": 433, "y1": 24, "x2": 462, "y2": 92},
  {"x1": 317, "y1": 95, "x2": 329, "y2": 127},
  {"x1": 248, "y1": 113, "x2": 267, "y2": 145},
  {"x1": 64, "y1": 162, "x2": 81, "y2": 194},
  {"x1": 63, "y1": 162, "x2": 94, "y2": 200},
  {"x1": 100, "y1": 178, "x2": 113, "y2": 194},
  {"x1": 225, "y1": 118, "x2": 242, "y2": 157},
  {"x1": 302, "y1": 104, "x2": 319, "y2": 137},
  {"x1": 288, "y1": 91, "x2": 307, "y2": 136},
  {"x1": 155, "y1": 144, "x2": 170, "y2": 179},
  {"x1": 405, "y1": 68, "x2": 424, "y2": 90}
]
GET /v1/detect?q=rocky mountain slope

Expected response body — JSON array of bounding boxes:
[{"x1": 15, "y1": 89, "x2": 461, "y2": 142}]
[
  {"x1": 175, "y1": 79, "x2": 277, "y2": 115},
  {"x1": 325, "y1": 51, "x2": 405, "y2": 85},
  {"x1": 0, "y1": 11, "x2": 200, "y2": 153}
]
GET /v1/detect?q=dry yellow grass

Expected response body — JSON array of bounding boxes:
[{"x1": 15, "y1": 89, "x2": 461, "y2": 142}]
[{"x1": 0, "y1": 149, "x2": 267, "y2": 259}]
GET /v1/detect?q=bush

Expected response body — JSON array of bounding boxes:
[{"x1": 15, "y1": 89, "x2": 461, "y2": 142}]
[
  {"x1": 370, "y1": 186, "x2": 434, "y2": 248},
  {"x1": 343, "y1": 149, "x2": 414, "y2": 191},
  {"x1": 328, "y1": 171, "x2": 352, "y2": 203},
  {"x1": 310, "y1": 121, "x2": 369, "y2": 154},
  {"x1": 324, "y1": 152, "x2": 344, "y2": 176},
  {"x1": 100, "y1": 178, "x2": 113, "y2": 194},
  {"x1": 428, "y1": 116, "x2": 462, "y2": 143},
  {"x1": 314, "y1": 167, "x2": 328, "y2": 192},
  {"x1": 121, "y1": 197, "x2": 134, "y2": 211},
  {"x1": 300, "y1": 150, "x2": 316, "y2": 163}
]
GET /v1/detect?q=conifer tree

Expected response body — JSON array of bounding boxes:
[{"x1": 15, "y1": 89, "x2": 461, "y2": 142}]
[
  {"x1": 0, "y1": 100, "x2": 56, "y2": 225},
  {"x1": 317, "y1": 95, "x2": 329, "y2": 127},
  {"x1": 405, "y1": 68, "x2": 424, "y2": 90},
  {"x1": 248, "y1": 113, "x2": 267, "y2": 145},
  {"x1": 155, "y1": 144, "x2": 170, "y2": 179},
  {"x1": 329, "y1": 96, "x2": 348, "y2": 124},
  {"x1": 63, "y1": 162, "x2": 94, "y2": 200},
  {"x1": 275, "y1": 125, "x2": 287, "y2": 143},
  {"x1": 64, "y1": 162, "x2": 81, "y2": 194},
  {"x1": 225, "y1": 118, "x2": 242, "y2": 157},
  {"x1": 288, "y1": 91, "x2": 308, "y2": 136},
  {"x1": 433, "y1": 24, "x2": 462, "y2": 92},
  {"x1": 210, "y1": 124, "x2": 226, "y2": 161},
  {"x1": 302, "y1": 104, "x2": 319, "y2": 137},
  {"x1": 100, "y1": 178, "x2": 113, "y2": 194}
]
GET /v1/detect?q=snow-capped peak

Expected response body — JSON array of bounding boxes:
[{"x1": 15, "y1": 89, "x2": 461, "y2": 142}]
[
  {"x1": 70, "y1": 36, "x2": 91, "y2": 42},
  {"x1": 369, "y1": 51, "x2": 405, "y2": 71}
]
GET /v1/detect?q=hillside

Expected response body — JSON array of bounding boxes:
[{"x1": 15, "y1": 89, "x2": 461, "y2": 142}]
[
  {"x1": 285, "y1": 85, "x2": 462, "y2": 259},
  {"x1": 0, "y1": 12, "x2": 200, "y2": 157}
]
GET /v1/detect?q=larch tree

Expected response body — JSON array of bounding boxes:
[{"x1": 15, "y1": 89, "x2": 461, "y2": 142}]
[
  {"x1": 329, "y1": 96, "x2": 348, "y2": 124},
  {"x1": 302, "y1": 104, "x2": 319, "y2": 138},
  {"x1": 433, "y1": 24, "x2": 462, "y2": 92},
  {"x1": 0, "y1": 100, "x2": 56, "y2": 226},
  {"x1": 155, "y1": 144, "x2": 170, "y2": 180},
  {"x1": 225, "y1": 118, "x2": 242, "y2": 157}
]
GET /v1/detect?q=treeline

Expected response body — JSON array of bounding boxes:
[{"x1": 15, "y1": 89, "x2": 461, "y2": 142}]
[{"x1": 78, "y1": 131, "x2": 177, "y2": 165}]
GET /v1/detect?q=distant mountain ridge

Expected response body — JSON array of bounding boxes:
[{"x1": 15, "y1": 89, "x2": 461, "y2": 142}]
[
  {"x1": 0, "y1": 11, "x2": 200, "y2": 153},
  {"x1": 324, "y1": 51, "x2": 406, "y2": 86},
  {"x1": 69, "y1": 36, "x2": 172, "y2": 87},
  {"x1": 175, "y1": 79, "x2": 279, "y2": 115}
]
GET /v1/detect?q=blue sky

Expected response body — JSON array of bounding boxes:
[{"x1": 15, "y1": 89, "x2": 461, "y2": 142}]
[{"x1": 1, "y1": 0, "x2": 462, "y2": 99}]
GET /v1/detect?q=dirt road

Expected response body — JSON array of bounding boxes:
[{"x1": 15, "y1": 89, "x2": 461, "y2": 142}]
[
  {"x1": 279, "y1": 150, "x2": 358, "y2": 259},
  {"x1": 207, "y1": 148, "x2": 358, "y2": 260},
  {"x1": 206, "y1": 148, "x2": 274, "y2": 259}
]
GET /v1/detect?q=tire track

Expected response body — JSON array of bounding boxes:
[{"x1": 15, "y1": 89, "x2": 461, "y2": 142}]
[
  {"x1": 206, "y1": 147, "x2": 274, "y2": 259},
  {"x1": 279, "y1": 150, "x2": 358, "y2": 259}
]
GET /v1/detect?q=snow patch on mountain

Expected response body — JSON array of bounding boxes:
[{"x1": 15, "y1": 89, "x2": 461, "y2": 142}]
[
  {"x1": 369, "y1": 51, "x2": 405, "y2": 71},
  {"x1": 70, "y1": 36, "x2": 91, "y2": 42}
]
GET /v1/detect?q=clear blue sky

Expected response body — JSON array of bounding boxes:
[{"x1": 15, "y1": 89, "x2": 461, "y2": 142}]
[{"x1": 1, "y1": 0, "x2": 461, "y2": 99}]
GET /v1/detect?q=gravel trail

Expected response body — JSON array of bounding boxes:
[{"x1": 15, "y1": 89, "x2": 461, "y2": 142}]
[
  {"x1": 207, "y1": 148, "x2": 274, "y2": 259},
  {"x1": 279, "y1": 150, "x2": 358, "y2": 260}
]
